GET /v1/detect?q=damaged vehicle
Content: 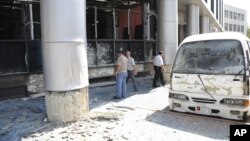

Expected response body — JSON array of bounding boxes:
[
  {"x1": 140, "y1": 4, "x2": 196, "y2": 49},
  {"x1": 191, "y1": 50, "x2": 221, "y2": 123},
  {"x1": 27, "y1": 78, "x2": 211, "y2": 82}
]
[{"x1": 169, "y1": 32, "x2": 250, "y2": 121}]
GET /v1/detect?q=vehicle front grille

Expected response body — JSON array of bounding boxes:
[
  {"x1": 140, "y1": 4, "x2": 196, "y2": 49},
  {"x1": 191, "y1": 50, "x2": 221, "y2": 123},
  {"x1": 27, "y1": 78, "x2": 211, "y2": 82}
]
[{"x1": 192, "y1": 97, "x2": 217, "y2": 104}]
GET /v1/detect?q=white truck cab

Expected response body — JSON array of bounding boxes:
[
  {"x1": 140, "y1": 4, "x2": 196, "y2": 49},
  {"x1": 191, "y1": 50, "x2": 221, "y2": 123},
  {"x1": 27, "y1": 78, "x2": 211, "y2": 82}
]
[{"x1": 169, "y1": 32, "x2": 250, "y2": 121}]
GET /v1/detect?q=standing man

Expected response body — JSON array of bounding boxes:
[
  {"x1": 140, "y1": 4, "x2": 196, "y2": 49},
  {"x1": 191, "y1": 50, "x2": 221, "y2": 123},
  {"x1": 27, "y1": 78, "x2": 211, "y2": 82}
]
[
  {"x1": 126, "y1": 51, "x2": 138, "y2": 92},
  {"x1": 114, "y1": 51, "x2": 128, "y2": 99},
  {"x1": 153, "y1": 51, "x2": 166, "y2": 88}
]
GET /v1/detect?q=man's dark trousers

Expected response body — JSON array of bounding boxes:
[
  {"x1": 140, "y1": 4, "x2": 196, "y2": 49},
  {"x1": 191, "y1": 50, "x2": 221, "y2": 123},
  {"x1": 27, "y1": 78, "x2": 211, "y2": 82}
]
[
  {"x1": 126, "y1": 70, "x2": 137, "y2": 91},
  {"x1": 153, "y1": 66, "x2": 165, "y2": 87}
]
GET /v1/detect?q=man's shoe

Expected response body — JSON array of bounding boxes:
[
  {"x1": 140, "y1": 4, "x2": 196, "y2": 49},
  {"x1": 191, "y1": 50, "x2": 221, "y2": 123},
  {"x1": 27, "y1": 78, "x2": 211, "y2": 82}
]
[{"x1": 113, "y1": 96, "x2": 121, "y2": 99}]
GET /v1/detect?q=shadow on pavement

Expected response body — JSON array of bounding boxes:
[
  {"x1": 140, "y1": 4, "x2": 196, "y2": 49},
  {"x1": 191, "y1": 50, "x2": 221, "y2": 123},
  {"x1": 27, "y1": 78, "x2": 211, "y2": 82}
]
[{"x1": 0, "y1": 98, "x2": 46, "y2": 141}]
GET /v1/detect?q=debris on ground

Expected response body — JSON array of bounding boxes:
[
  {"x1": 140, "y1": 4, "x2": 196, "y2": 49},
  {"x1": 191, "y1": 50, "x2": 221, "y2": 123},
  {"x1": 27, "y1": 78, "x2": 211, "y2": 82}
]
[{"x1": 0, "y1": 79, "x2": 236, "y2": 141}]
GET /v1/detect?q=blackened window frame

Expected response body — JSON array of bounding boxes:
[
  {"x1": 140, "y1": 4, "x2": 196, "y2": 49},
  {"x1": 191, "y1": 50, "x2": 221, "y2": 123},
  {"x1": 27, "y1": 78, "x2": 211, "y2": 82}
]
[
  {"x1": 86, "y1": 0, "x2": 158, "y2": 68},
  {"x1": 0, "y1": 2, "x2": 43, "y2": 76}
]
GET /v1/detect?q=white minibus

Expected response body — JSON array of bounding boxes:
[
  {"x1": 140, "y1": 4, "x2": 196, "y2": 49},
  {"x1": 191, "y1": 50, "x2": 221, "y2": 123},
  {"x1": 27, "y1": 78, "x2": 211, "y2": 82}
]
[{"x1": 169, "y1": 32, "x2": 250, "y2": 121}]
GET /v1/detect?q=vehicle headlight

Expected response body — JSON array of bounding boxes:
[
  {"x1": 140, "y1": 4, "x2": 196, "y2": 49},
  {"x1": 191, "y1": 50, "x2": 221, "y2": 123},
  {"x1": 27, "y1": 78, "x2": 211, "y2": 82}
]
[
  {"x1": 220, "y1": 98, "x2": 250, "y2": 107},
  {"x1": 169, "y1": 93, "x2": 189, "y2": 101}
]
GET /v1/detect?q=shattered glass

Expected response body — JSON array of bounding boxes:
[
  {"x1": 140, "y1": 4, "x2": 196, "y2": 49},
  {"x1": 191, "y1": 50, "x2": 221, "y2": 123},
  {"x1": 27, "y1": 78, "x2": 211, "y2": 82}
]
[{"x1": 173, "y1": 40, "x2": 244, "y2": 74}]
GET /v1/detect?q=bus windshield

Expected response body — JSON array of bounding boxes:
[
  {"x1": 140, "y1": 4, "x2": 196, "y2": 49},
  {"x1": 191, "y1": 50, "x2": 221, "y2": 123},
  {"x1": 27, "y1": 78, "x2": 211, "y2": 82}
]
[{"x1": 172, "y1": 40, "x2": 244, "y2": 74}]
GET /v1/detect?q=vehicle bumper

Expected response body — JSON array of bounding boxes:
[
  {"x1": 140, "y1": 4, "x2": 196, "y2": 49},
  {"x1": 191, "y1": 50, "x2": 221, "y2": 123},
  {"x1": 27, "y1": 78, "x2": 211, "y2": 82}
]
[{"x1": 169, "y1": 91, "x2": 250, "y2": 121}]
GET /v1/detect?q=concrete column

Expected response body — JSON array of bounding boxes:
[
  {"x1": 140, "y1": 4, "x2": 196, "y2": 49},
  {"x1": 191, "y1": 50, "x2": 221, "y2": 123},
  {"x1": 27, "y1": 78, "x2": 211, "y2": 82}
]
[
  {"x1": 157, "y1": 0, "x2": 178, "y2": 82},
  {"x1": 222, "y1": 0, "x2": 224, "y2": 27},
  {"x1": 187, "y1": 5, "x2": 200, "y2": 35},
  {"x1": 179, "y1": 25, "x2": 185, "y2": 43},
  {"x1": 41, "y1": 0, "x2": 89, "y2": 123},
  {"x1": 200, "y1": 16, "x2": 210, "y2": 33},
  {"x1": 45, "y1": 88, "x2": 89, "y2": 123}
]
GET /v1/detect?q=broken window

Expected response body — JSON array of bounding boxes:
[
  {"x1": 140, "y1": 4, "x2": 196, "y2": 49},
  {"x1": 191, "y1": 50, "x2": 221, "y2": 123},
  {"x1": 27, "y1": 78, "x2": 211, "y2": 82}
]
[
  {"x1": 87, "y1": 8, "x2": 95, "y2": 39},
  {"x1": 115, "y1": 41, "x2": 129, "y2": 60},
  {"x1": 87, "y1": 41, "x2": 97, "y2": 66},
  {"x1": 115, "y1": 41, "x2": 129, "y2": 53},
  {"x1": 85, "y1": 0, "x2": 157, "y2": 65},
  {"x1": 97, "y1": 8, "x2": 114, "y2": 39},
  {"x1": 32, "y1": 4, "x2": 41, "y2": 39},
  {"x1": 130, "y1": 6, "x2": 143, "y2": 39},
  {"x1": 173, "y1": 40, "x2": 244, "y2": 74},
  {"x1": 144, "y1": 14, "x2": 156, "y2": 40},
  {"x1": 145, "y1": 41, "x2": 156, "y2": 62},
  {"x1": 0, "y1": 4, "x2": 23, "y2": 39},
  {"x1": 97, "y1": 42, "x2": 114, "y2": 65},
  {"x1": 27, "y1": 40, "x2": 42, "y2": 72},
  {"x1": 116, "y1": 10, "x2": 129, "y2": 39},
  {"x1": 0, "y1": 41, "x2": 27, "y2": 74},
  {"x1": 130, "y1": 41, "x2": 144, "y2": 62},
  {"x1": 24, "y1": 4, "x2": 41, "y2": 40}
]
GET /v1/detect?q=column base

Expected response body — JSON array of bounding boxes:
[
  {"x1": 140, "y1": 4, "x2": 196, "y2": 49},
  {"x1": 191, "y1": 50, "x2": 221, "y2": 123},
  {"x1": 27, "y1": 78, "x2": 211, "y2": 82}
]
[{"x1": 45, "y1": 87, "x2": 89, "y2": 123}]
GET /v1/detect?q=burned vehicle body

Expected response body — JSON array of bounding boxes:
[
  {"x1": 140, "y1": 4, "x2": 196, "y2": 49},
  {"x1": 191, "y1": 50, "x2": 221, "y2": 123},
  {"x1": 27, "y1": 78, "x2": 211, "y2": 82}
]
[{"x1": 169, "y1": 32, "x2": 250, "y2": 121}]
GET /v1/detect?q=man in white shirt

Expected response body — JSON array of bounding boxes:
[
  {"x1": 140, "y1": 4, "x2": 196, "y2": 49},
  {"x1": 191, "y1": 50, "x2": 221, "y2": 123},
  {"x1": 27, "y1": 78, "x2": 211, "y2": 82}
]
[
  {"x1": 126, "y1": 51, "x2": 138, "y2": 91},
  {"x1": 153, "y1": 51, "x2": 166, "y2": 87}
]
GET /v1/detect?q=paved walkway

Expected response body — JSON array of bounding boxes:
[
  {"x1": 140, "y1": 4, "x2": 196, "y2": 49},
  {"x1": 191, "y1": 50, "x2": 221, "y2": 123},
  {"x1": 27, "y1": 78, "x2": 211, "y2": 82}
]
[{"x1": 0, "y1": 78, "x2": 233, "y2": 141}]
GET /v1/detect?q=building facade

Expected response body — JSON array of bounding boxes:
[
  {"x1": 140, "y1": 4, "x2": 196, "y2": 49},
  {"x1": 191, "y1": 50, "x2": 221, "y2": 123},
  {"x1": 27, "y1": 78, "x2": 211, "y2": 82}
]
[
  {"x1": 204, "y1": 0, "x2": 224, "y2": 26},
  {"x1": 0, "y1": 0, "x2": 223, "y2": 99},
  {"x1": 223, "y1": 4, "x2": 247, "y2": 35}
]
